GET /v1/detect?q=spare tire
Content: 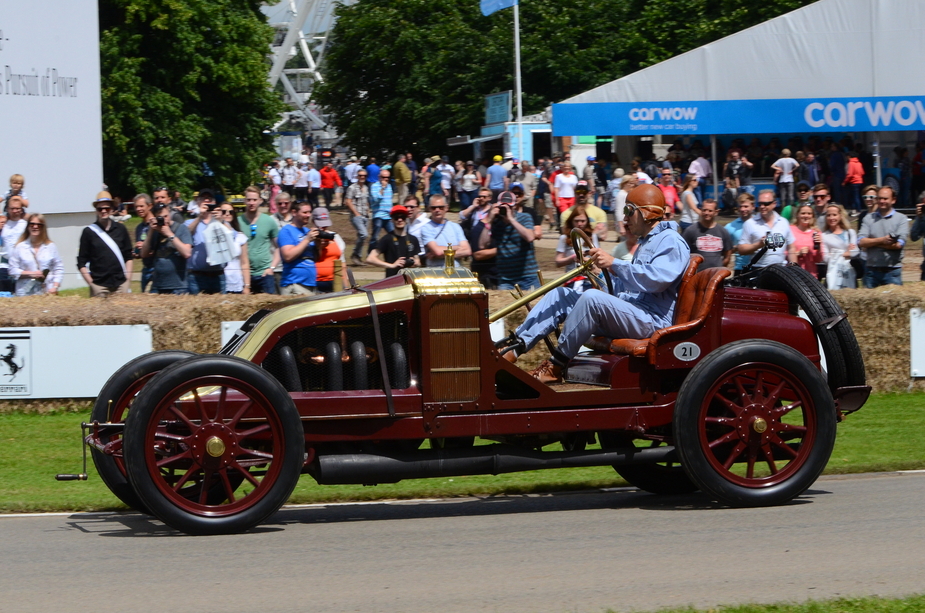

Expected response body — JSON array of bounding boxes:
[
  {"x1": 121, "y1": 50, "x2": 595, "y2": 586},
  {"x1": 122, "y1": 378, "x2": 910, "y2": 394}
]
[{"x1": 756, "y1": 264, "x2": 865, "y2": 391}]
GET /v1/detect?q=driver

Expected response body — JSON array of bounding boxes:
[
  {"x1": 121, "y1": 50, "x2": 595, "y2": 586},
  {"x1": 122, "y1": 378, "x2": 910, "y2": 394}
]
[{"x1": 502, "y1": 184, "x2": 691, "y2": 383}]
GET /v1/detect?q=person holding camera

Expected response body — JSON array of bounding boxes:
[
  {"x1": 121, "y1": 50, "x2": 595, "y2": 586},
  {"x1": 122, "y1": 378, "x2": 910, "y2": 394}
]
[
  {"x1": 184, "y1": 189, "x2": 226, "y2": 294},
  {"x1": 480, "y1": 191, "x2": 539, "y2": 291},
  {"x1": 141, "y1": 198, "x2": 192, "y2": 294},
  {"x1": 278, "y1": 201, "x2": 319, "y2": 295},
  {"x1": 858, "y1": 186, "x2": 909, "y2": 288},
  {"x1": 310, "y1": 207, "x2": 348, "y2": 293},
  {"x1": 366, "y1": 204, "x2": 420, "y2": 277}
]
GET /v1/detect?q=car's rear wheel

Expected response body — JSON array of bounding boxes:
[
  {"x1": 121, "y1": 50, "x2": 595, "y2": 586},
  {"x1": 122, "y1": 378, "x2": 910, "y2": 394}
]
[
  {"x1": 124, "y1": 355, "x2": 305, "y2": 535},
  {"x1": 674, "y1": 340, "x2": 836, "y2": 507},
  {"x1": 599, "y1": 432, "x2": 698, "y2": 495},
  {"x1": 90, "y1": 350, "x2": 195, "y2": 512}
]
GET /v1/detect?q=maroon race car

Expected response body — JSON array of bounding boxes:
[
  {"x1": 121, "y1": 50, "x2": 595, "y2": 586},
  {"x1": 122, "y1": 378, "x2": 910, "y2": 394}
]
[{"x1": 59, "y1": 231, "x2": 870, "y2": 535}]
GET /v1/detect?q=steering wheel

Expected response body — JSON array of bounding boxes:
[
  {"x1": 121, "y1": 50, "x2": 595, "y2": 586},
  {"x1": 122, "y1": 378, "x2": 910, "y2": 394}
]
[{"x1": 570, "y1": 228, "x2": 614, "y2": 294}]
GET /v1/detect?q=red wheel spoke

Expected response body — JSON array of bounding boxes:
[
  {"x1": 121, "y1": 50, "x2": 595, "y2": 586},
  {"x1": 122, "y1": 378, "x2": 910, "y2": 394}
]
[
  {"x1": 753, "y1": 371, "x2": 766, "y2": 402},
  {"x1": 722, "y1": 442, "x2": 747, "y2": 469},
  {"x1": 770, "y1": 435, "x2": 799, "y2": 458},
  {"x1": 705, "y1": 415, "x2": 736, "y2": 426},
  {"x1": 734, "y1": 376, "x2": 751, "y2": 402},
  {"x1": 172, "y1": 466, "x2": 198, "y2": 492},
  {"x1": 714, "y1": 395, "x2": 744, "y2": 417},
  {"x1": 761, "y1": 445, "x2": 779, "y2": 474},
  {"x1": 230, "y1": 460, "x2": 262, "y2": 487},
  {"x1": 168, "y1": 404, "x2": 198, "y2": 432},
  {"x1": 156, "y1": 448, "x2": 191, "y2": 468},
  {"x1": 192, "y1": 389, "x2": 211, "y2": 423},
  {"x1": 213, "y1": 386, "x2": 228, "y2": 422},
  {"x1": 219, "y1": 470, "x2": 237, "y2": 504},
  {"x1": 237, "y1": 447, "x2": 274, "y2": 461},
  {"x1": 227, "y1": 400, "x2": 254, "y2": 428},
  {"x1": 772, "y1": 401, "x2": 803, "y2": 419},
  {"x1": 707, "y1": 429, "x2": 739, "y2": 450},
  {"x1": 238, "y1": 423, "x2": 271, "y2": 438},
  {"x1": 198, "y1": 469, "x2": 215, "y2": 505},
  {"x1": 776, "y1": 422, "x2": 807, "y2": 436},
  {"x1": 765, "y1": 377, "x2": 787, "y2": 407},
  {"x1": 745, "y1": 452, "x2": 756, "y2": 479}
]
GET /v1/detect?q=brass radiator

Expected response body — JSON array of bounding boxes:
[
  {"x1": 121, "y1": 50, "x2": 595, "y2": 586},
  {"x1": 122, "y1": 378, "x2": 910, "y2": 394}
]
[{"x1": 428, "y1": 298, "x2": 481, "y2": 402}]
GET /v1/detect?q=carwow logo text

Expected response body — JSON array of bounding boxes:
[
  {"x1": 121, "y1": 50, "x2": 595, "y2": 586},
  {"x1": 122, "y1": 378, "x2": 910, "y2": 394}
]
[
  {"x1": 629, "y1": 107, "x2": 698, "y2": 121},
  {"x1": 804, "y1": 100, "x2": 925, "y2": 128}
]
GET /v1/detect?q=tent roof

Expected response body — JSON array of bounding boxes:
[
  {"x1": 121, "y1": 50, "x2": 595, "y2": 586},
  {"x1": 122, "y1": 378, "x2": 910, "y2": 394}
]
[{"x1": 561, "y1": 0, "x2": 925, "y2": 105}]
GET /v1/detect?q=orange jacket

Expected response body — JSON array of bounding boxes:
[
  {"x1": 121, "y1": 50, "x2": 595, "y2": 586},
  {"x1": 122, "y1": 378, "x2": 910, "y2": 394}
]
[
  {"x1": 844, "y1": 157, "x2": 864, "y2": 185},
  {"x1": 320, "y1": 166, "x2": 342, "y2": 189}
]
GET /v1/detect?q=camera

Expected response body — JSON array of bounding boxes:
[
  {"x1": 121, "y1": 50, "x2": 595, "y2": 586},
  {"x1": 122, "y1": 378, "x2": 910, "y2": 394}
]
[
  {"x1": 889, "y1": 233, "x2": 899, "y2": 242},
  {"x1": 317, "y1": 230, "x2": 336, "y2": 240},
  {"x1": 156, "y1": 216, "x2": 166, "y2": 228}
]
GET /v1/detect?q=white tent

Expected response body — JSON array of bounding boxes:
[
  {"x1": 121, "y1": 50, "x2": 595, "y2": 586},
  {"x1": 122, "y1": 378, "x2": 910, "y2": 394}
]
[{"x1": 553, "y1": 0, "x2": 925, "y2": 138}]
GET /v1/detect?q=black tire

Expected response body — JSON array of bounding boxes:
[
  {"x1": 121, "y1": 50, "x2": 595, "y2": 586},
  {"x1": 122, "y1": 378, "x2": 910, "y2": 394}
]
[
  {"x1": 598, "y1": 432, "x2": 698, "y2": 495},
  {"x1": 349, "y1": 340, "x2": 368, "y2": 390},
  {"x1": 387, "y1": 342, "x2": 410, "y2": 389},
  {"x1": 324, "y1": 341, "x2": 343, "y2": 391},
  {"x1": 123, "y1": 355, "x2": 305, "y2": 535},
  {"x1": 757, "y1": 264, "x2": 865, "y2": 390},
  {"x1": 90, "y1": 350, "x2": 195, "y2": 512},
  {"x1": 674, "y1": 339, "x2": 836, "y2": 507}
]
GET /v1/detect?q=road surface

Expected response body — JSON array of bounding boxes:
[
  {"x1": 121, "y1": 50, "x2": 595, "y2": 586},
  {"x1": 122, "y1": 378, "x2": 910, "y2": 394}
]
[{"x1": 3, "y1": 472, "x2": 924, "y2": 613}]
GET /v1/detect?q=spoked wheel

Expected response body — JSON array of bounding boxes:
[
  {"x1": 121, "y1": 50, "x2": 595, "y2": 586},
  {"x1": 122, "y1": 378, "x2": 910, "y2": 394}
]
[
  {"x1": 124, "y1": 355, "x2": 305, "y2": 535},
  {"x1": 674, "y1": 340, "x2": 836, "y2": 507},
  {"x1": 90, "y1": 350, "x2": 195, "y2": 512},
  {"x1": 570, "y1": 228, "x2": 613, "y2": 294},
  {"x1": 598, "y1": 432, "x2": 698, "y2": 495}
]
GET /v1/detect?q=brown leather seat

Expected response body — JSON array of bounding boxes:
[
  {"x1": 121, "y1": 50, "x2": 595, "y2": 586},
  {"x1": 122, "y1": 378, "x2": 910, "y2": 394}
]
[{"x1": 587, "y1": 255, "x2": 731, "y2": 363}]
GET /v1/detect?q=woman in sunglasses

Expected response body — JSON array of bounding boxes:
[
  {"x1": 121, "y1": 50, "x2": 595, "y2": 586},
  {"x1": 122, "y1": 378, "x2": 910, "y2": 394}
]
[
  {"x1": 218, "y1": 205, "x2": 251, "y2": 294},
  {"x1": 8, "y1": 213, "x2": 64, "y2": 295}
]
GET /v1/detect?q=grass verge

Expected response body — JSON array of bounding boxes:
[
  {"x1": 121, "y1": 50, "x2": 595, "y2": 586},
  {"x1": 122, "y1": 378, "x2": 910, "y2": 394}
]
[
  {"x1": 621, "y1": 594, "x2": 925, "y2": 613},
  {"x1": 1, "y1": 392, "x2": 922, "y2": 513}
]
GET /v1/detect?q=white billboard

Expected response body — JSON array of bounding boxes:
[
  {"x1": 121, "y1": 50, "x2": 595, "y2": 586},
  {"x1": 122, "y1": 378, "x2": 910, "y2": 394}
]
[{"x1": 0, "y1": 1, "x2": 103, "y2": 215}]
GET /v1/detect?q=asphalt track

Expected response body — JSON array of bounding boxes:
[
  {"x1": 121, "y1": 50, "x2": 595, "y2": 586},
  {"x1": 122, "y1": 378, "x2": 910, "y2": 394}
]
[{"x1": 3, "y1": 472, "x2": 924, "y2": 613}]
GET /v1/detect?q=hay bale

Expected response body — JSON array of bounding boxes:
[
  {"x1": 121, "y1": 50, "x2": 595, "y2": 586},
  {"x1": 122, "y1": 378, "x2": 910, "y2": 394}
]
[
  {"x1": 831, "y1": 283, "x2": 925, "y2": 393},
  {"x1": 1, "y1": 282, "x2": 923, "y2": 413}
]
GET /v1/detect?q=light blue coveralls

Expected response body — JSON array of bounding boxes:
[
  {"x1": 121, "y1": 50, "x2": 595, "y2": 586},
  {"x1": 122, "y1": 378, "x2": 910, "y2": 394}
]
[{"x1": 515, "y1": 221, "x2": 691, "y2": 359}]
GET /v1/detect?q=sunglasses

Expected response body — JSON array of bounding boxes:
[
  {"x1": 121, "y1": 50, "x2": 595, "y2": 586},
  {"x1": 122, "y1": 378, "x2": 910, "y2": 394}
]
[
  {"x1": 220, "y1": 209, "x2": 234, "y2": 215},
  {"x1": 96, "y1": 206, "x2": 112, "y2": 212},
  {"x1": 28, "y1": 222, "x2": 44, "y2": 227},
  {"x1": 623, "y1": 203, "x2": 640, "y2": 217},
  {"x1": 250, "y1": 224, "x2": 257, "y2": 238},
  {"x1": 358, "y1": 174, "x2": 368, "y2": 177},
  {"x1": 758, "y1": 201, "x2": 774, "y2": 207},
  {"x1": 813, "y1": 194, "x2": 828, "y2": 199},
  {"x1": 391, "y1": 215, "x2": 408, "y2": 221}
]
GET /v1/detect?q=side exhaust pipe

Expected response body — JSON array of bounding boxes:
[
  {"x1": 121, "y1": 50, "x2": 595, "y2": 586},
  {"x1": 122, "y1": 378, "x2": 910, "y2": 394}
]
[{"x1": 311, "y1": 444, "x2": 677, "y2": 485}]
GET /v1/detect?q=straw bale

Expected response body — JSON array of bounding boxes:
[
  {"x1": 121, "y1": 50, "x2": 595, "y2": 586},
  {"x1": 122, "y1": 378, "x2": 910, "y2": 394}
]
[
  {"x1": 830, "y1": 283, "x2": 925, "y2": 393},
  {"x1": 2, "y1": 282, "x2": 923, "y2": 413}
]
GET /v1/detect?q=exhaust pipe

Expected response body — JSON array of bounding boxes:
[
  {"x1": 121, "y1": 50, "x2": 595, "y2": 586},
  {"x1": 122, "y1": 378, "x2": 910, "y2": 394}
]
[{"x1": 311, "y1": 444, "x2": 678, "y2": 485}]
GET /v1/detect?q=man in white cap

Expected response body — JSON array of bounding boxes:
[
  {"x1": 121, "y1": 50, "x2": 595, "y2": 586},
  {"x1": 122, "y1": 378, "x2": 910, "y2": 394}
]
[{"x1": 77, "y1": 191, "x2": 134, "y2": 297}]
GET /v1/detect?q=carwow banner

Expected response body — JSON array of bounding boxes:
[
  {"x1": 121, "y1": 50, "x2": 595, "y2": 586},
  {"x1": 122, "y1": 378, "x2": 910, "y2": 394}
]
[{"x1": 552, "y1": 95, "x2": 925, "y2": 136}]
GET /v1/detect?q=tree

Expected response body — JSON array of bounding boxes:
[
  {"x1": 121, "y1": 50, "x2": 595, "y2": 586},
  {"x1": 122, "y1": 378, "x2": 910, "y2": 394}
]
[
  {"x1": 99, "y1": 0, "x2": 285, "y2": 197},
  {"x1": 315, "y1": 0, "x2": 818, "y2": 157}
]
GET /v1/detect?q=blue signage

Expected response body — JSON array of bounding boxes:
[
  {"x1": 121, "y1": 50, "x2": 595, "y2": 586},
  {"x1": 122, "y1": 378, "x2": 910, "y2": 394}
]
[
  {"x1": 485, "y1": 91, "x2": 512, "y2": 125},
  {"x1": 552, "y1": 96, "x2": 925, "y2": 136}
]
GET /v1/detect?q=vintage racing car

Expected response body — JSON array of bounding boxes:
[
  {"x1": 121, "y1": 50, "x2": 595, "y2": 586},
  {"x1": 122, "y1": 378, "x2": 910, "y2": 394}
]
[{"x1": 58, "y1": 231, "x2": 870, "y2": 535}]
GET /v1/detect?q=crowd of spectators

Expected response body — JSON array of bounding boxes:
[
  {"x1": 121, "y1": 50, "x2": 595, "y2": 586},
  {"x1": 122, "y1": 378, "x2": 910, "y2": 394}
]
[{"x1": 1, "y1": 134, "x2": 922, "y2": 297}]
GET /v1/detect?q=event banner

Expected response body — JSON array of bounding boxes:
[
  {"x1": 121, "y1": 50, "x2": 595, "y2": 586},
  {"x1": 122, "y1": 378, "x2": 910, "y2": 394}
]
[
  {"x1": 553, "y1": 96, "x2": 925, "y2": 136},
  {"x1": 0, "y1": 1, "x2": 102, "y2": 214}
]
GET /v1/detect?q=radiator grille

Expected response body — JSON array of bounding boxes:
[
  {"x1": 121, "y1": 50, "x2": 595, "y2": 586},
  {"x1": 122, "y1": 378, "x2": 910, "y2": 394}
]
[{"x1": 429, "y1": 298, "x2": 480, "y2": 402}]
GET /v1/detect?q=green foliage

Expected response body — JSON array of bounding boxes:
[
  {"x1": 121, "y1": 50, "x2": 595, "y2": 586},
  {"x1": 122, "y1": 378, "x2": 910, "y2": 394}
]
[
  {"x1": 315, "y1": 0, "x2": 818, "y2": 157},
  {"x1": 99, "y1": 0, "x2": 285, "y2": 197}
]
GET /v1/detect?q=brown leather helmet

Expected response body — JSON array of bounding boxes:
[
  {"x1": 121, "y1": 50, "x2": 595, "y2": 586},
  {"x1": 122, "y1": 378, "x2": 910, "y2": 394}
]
[{"x1": 626, "y1": 184, "x2": 666, "y2": 221}]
